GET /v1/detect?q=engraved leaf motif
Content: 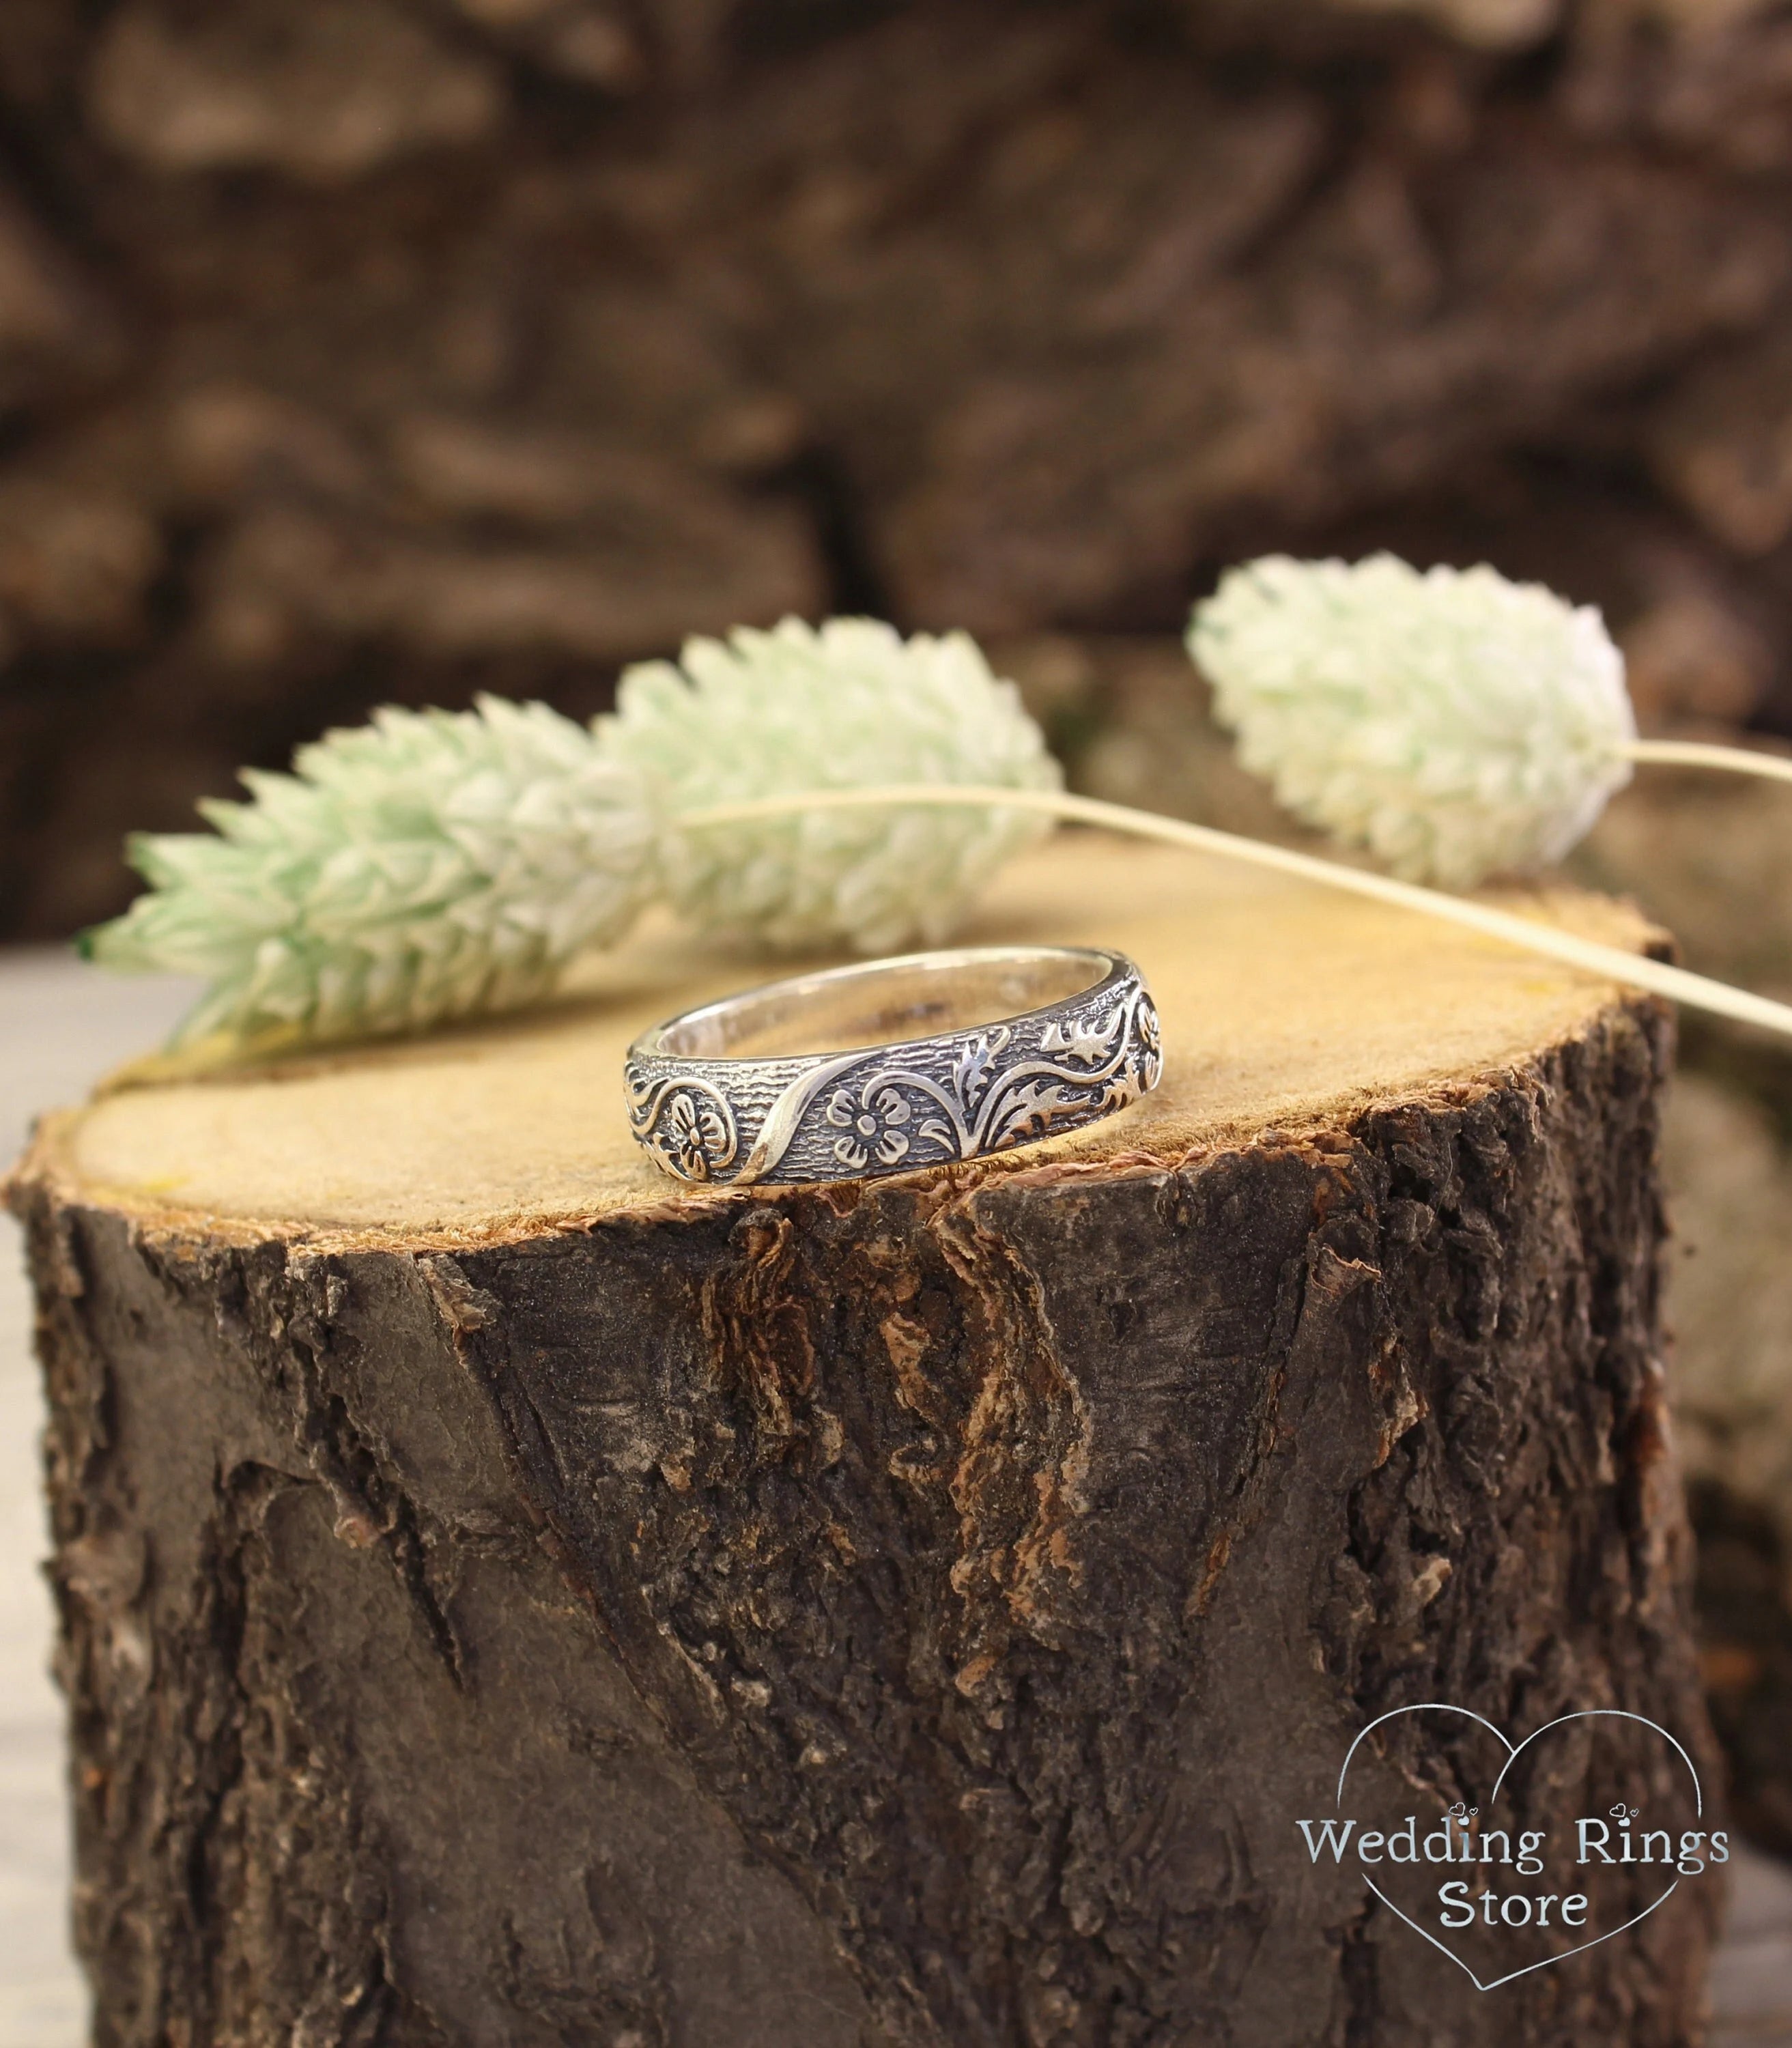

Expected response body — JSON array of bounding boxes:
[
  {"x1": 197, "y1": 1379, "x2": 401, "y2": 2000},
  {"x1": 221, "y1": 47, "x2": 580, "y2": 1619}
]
[
  {"x1": 987, "y1": 1080, "x2": 1077, "y2": 1149},
  {"x1": 1099, "y1": 1075, "x2": 1141, "y2": 1112},
  {"x1": 1132, "y1": 995, "x2": 1163, "y2": 1090},
  {"x1": 1039, "y1": 1006, "x2": 1124, "y2": 1067},
  {"x1": 952, "y1": 1027, "x2": 1009, "y2": 1113}
]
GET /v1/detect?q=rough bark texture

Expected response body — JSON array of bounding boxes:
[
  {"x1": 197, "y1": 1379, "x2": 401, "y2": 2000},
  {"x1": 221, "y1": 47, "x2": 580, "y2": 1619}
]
[
  {"x1": 11, "y1": 996, "x2": 1722, "y2": 2045},
  {"x1": 1658, "y1": 1076, "x2": 1792, "y2": 1858},
  {"x1": 1007, "y1": 630, "x2": 1792, "y2": 1861},
  {"x1": 8, "y1": 0, "x2": 1792, "y2": 934}
]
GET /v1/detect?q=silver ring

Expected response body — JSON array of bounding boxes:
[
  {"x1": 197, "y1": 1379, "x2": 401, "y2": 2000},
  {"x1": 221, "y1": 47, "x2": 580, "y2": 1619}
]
[{"x1": 625, "y1": 945, "x2": 1161, "y2": 1188}]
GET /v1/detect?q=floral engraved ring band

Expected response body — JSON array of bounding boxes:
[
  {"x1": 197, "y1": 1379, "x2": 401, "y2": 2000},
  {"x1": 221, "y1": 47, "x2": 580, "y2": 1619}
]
[{"x1": 625, "y1": 945, "x2": 1161, "y2": 1187}]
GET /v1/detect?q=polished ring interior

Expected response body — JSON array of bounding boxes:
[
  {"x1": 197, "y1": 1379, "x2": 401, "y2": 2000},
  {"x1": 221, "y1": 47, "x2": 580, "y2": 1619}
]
[{"x1": 625, "y1": 945, "x2": 1161, "y2": 1189}]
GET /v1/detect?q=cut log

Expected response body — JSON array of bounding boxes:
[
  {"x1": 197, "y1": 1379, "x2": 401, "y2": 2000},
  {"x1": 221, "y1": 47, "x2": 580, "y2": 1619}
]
[{"x1": 9, "y1": 837, "x2": 1720, "y2": 2047}]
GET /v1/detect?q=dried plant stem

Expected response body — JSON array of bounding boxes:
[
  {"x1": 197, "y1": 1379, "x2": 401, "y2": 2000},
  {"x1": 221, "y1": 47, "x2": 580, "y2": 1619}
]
[
  {"x1": 680, "y1": 784, "x2": 1792, "y2": 1043},
  {"x1": 1625, "y1": 738, "x2": 1792, "y2": 786}
]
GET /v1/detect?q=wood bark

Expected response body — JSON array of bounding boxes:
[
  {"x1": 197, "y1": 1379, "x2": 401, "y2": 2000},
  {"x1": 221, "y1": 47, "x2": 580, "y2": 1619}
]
[
  {"x1": 7, "y1": 846, "x2": 1724, "y2": 2045},
  {"x1": 997, "y1": 631, "x2": 1792, "y2": 1868}
]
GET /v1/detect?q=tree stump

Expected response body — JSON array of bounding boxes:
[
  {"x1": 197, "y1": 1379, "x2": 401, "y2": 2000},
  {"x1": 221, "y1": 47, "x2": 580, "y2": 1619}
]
[{"x1": 9, "y1": 838, "x2": 1720, "y2": 2048}]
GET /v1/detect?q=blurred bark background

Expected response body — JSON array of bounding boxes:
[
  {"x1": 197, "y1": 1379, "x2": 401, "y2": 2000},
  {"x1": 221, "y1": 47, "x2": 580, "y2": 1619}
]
[
  {"x1": 5, "y1": 0, "x2": 1792, "y2": 935},
  {"x1": 5, "y1": 0, "x2": 1792, "y2": 1869}
]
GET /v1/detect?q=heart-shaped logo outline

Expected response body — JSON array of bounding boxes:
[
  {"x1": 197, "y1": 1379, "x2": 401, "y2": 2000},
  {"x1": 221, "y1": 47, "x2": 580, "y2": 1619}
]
[{"x1": 1334, "y1": 1704, "x2": 1705, "y2": 1991}]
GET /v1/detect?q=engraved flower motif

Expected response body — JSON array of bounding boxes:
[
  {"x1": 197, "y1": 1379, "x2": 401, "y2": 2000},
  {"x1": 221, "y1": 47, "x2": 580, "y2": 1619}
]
[
  {"x1": 663, "y1": 1088, "x2": 733, "y2": 1180},
  {"x1": 825, "y1": 1083, "x2": 912, "y2": 1171}
]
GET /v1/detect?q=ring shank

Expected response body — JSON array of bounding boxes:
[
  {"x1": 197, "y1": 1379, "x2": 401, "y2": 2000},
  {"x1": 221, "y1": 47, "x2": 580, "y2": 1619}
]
[
  {"x1": 644, "y1": 947, "x2": 1115, "y2": 1062},
  {"x1": 625, "y1": 945, "x2": 1160, "y2": 1187}
]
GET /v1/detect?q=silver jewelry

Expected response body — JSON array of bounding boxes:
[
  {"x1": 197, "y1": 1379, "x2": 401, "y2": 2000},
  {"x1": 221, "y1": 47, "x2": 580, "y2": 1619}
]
[{"x1": 625, "y1": 945, "x2": 1161, "y2": 1188}]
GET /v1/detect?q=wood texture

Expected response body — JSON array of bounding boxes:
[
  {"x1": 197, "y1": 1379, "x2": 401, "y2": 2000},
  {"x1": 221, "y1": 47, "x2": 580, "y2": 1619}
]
[{"x1": 8, "y1": 846, "x2": 1724, "y2": 2045}]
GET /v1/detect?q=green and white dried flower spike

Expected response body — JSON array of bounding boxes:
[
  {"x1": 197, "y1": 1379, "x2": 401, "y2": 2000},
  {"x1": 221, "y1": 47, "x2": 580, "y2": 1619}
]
[
  {"x1": 85, "y1": 583, "x2": 1792, "y2": 1063},
  {"x1": 1188, "y1": 551, "x2": 1792, "y2": 890},
  {"x1": 85, "y1": 695, "x2": 657, "y2": 1049},
  {"x1": 84, "y1": 617, "x2": 1062, "y2": 1051},
  {"x1": 601, "y1": 615, "x2": 1061, "y2": 954},
  {"x1": 1188, "y1": 554, "x2": 1638, "y2": 889}
]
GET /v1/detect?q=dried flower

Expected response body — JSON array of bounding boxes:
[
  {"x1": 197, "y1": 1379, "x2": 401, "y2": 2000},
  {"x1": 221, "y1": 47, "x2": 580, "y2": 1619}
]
[
  {"x1": 89, "y1": 591, "x2": 1792, "y2": 1066},
  {"x1": 1188, "y1": 553, "x2": 1638, "y2": 887},
  {"x1": 601, "y1": 615, "x2": 1060, "y2": 952},
  {"x1": 84, "y1": 695, "x2": 655, "y2": 1047},
  {"x1": 85, "y1": 618, "x2": 1059, "y2": 1049}
]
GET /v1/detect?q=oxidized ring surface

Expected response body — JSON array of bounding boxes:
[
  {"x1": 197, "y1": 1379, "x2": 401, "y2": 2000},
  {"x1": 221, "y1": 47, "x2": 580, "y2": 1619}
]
[{"x1": 625, "y1": 945, "x2": 1161, "y2": 1188}]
